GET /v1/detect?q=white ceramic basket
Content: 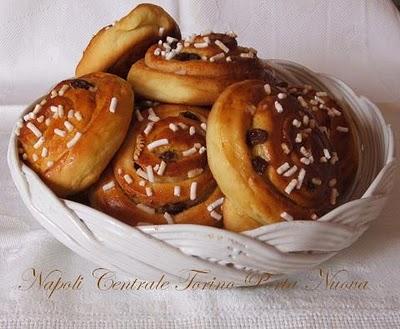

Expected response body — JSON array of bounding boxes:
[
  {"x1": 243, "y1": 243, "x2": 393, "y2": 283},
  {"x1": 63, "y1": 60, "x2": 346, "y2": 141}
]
[{"x1": 7, "y1": 60, "x2": 396, "y2": 286}]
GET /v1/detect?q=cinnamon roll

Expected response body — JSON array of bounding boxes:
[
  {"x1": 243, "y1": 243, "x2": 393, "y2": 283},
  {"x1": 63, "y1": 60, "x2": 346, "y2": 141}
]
[
  {"x1": 76, "y1": 4, "x2": 181, "y2": 78},
  {"x1": 207, "y1": 80, "x2": 359, "y2": 232},
  {"x1": 16, "y1": 72, "x2": 134, "y2": 197},
  {"x1": 90, "y1": 102, "x2": 224, "y2": 226},
  {"x1": 127, "y1": 32, "x2": 268, "y2": 105}
]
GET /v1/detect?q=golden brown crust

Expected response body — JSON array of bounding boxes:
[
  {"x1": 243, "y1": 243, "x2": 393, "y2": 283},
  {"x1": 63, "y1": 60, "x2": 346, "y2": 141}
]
[
  {"x1": 222, "y1": 198, "x2": 261, "y2": 232},
  {"x1": 127, "y1": 33, "x2": 268, "y2": 105},
  {"x1": 17, "y1": 72, "x2": 134, "y2": 197},
  {"x1": 89, "y1": 103, "x2": 224, "y2": 227},
  {"x1": 206, "y1": 80, "x2": 359, "y2": 232},
  {"x1": 76, "y1": 3, "x2": 181, "y2": 78}
]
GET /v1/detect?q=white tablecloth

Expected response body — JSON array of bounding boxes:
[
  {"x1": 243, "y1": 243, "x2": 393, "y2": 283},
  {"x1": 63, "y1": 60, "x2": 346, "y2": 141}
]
[
  {"x1": 1, "y1": 1, "x2": 400, "y2": 328},
  {"x1": 1, "y1": 104, "x2": 399, "y2": 328}
]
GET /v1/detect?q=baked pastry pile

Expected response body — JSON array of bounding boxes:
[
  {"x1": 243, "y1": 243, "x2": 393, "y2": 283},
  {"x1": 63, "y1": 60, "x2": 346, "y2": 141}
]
[{"x1": 16, "y1": 3, "x2": 359, "y2": 231}]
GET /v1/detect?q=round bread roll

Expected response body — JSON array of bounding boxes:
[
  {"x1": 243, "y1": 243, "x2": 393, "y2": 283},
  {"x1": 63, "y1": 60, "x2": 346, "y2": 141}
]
[
  {"x1": 90, "y1": 102, "x2": 224, "y2": 227},
  {"x1": 76, "y1": 3, "x2": 181, "y2": 78},
  {"x1": 17, "y1": 72, "x2": 134, "y2": 197},
  {"x1": 127, "y1": 32, "x2": 269, "y2": 105},
  {"x1": 206, "y1": 80, "x2": 359, "y2": 232}
]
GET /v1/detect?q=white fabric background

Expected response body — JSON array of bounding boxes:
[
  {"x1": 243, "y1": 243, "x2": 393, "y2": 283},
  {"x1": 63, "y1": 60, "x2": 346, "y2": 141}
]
[
  {"x1": 0, "y1": 0, "x2": 400, "y2": 105},
  {"x1": 1, "y1": 1, "x2": 400, "y2": 328}
]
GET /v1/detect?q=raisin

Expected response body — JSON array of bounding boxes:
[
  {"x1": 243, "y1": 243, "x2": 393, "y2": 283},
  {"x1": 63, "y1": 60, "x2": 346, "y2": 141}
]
[
  {"x1": 208, "y1": 33, "x2": 238, "y2": 48},
  {"x1": 276, "y1": 81, "x2": 289, "y2": 88},
  {"x1": 70, "y1": 79, "x2": 95, "y2": 90},
  {"x1": 251, "y1": 156, "x2": 268, "y2": 175},
  {"x1": 180, "y1": 111, "x2": 200, "y2": 121},
  {"x1": 160, "y1": 202, "x2": 186, "y2": 215},
  {"x1": 170, "y1": 41, "x2": 178, "y2": 49},
  {"x1": 174, "y1": 52, "x2": 202, "y2": 61},
  {"x1": 135, "y1": 100, "x2": 156, "y2": 111},
  {"x1": 159, "y1": 150, "x2": 176, "y2": 162},
  {"x1": 246, "y1": 129, "x2": 268, "y2": 146},
  {"x1": 305, "y1": 180, "x2": 316, "y2": 191}
]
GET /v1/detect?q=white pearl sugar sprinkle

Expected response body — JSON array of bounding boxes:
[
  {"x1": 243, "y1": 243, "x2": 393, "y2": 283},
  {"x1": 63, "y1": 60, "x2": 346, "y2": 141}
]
[
  {"x1": 174, "y1": 186, "x2": 181, "y2": 197},
  {"x1": 144, "y1": 122, "x2": 155, "y2": 135},
  {"x1": 264, "y1": 84, "x2": 271, "y2": 95},
  {"x1": 102, "y1": 181, "x2": 115, "y2": 191},
  {"x1": 190, "y1": 182, "x2": 197, "y2": 200},
  {"x1": 280, "y1": 212, "x2": 293, "y2": 221},
  {"x1": 182, "y1": 147, "x2": 197, "y2": 157},
  {"x1": 145, "y1": 187, "x2": 153, "y2": 197},
  {"x1": 64, "y1": 121, "x2": 74, "y2": 132},
  {"x1": 207, "y1": 197, "x2": 225, "y2": 212},
  {"x1": 283, "y1": 165, "x2": 298, "y2": 177},
  {"x1": 336, "y1": 126, "x2": 349, "y2": 133},
  {"x1": 187, "y1": 168, "x2": 203, "y2": 178},
  {"x1": 27, "y1": 122, "x2": 42, "y2": 138},
  {"x1": 109, "y1": 97, "x2": 118, "y2": 113},
  {"x1": 210, "y1": 211, "x2": 222, "y2": 221},
  {"x1": 284, "y1": 179, "x2": 297, "y2": 195},
  {"x1": 147, "y1": 139, "x2": 169, "y2": 150},
  {"x1": 123, "y1": 174, "x2": 133, "y2": 184},
  {"x1": 164, "y1": 212, "x2": 174, "y2": 224},
  {"x1": 215, "y1": 39, "x2": 229, "y2": 53},
  {"x1": 74, "y1": 111, "x2": 82, "y2": 121},
  {"x1": 274, "y1": 101, "x2": 284, "y2": 113},
  {"x1": 146, "y1": 165, "x2": 155, "y2": 183},
  {"x1": 66, "y1": 132, "x2": 82, "y2": 148},
  {"x1": 169, "y1": 123, "x2": 178, "y2": 132},
  {"x1": 33, "y1": 137, "x2": 45, "y2": 149},
  {"x1": 296, "y1": 168, "x2": 306, "y2": 189},
  {"x1": 54, "y1": 128, "x2": 66, "y2": 137},
  {"x1": 276, "y1": 162, "x2": 290, "y2": 175},
  {"x1": 136, "y1": 204, "x2": 155, "y2": 215},
  {"x1": 157, "y1": 161, "x2": 167, "y2": 176}
]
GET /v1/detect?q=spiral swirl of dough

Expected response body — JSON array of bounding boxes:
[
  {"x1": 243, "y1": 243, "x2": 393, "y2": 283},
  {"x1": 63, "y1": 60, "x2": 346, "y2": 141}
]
[{"x1": 207, "y1": 80, "x2": 358, "y2": 232}]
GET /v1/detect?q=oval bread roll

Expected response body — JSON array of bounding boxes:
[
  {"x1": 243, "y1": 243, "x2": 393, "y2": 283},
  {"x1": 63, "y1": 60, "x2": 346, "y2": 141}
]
[{"x1": 76, "y1": 4, "x2": 181, "y2": 78}]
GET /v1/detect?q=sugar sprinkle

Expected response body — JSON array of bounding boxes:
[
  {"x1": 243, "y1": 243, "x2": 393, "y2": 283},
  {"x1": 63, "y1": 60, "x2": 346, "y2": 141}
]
[{"x1": 102, "y1": 181, "x2": 115, "y2": 191}]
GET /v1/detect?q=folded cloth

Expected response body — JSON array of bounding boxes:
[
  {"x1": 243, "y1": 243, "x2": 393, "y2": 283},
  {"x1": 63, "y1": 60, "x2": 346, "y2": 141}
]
[{"x1": 0, "y1": 104, "x2": 399, "y2": 328}]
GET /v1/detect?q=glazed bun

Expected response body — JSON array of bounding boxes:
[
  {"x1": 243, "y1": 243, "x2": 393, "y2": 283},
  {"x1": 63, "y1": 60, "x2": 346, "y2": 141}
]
[
  {"x1": 76, "y1": 3, "x2": 181, "y2": 78},
  {"x1": 90, "y1": 102, "x2": 224, "y2": 227},
  {"x1": 17, "y1": 72, "x2": 134, "y2": 197},
  {"x1": 127, "y1": 32, "x2": 268, "y2": 105},
  {"x1": 206, "y1": 80, "x2": 359, "y2": 232}
]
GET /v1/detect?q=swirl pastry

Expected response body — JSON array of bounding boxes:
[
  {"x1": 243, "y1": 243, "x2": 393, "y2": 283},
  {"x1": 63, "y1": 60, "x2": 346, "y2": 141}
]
[
  {"x1": 207, "y1": 80, "x2": 358, "y2": 232},
  {"x1": 127, "y1": 32, "x2": 268, "y2": 105},
  {"x1": 76, "y1": 4, "x2": 181, "y2": 78},
  {"x1": 16, "y1": 72, "x2": 134, "y2": 197},
  {"x1": 90, "y1": 102, "x2": 224, "y2": 226}
]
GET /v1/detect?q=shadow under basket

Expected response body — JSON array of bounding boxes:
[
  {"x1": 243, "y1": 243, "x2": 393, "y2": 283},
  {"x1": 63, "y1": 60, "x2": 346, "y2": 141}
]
[{"x1": 7, "y1": 60, "x2": 397, "y2": 286}]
